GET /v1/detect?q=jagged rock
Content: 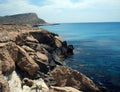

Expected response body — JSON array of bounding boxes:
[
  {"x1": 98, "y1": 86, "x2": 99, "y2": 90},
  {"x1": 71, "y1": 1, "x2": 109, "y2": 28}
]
[
  {"x1": 50, "y1": 86, "x2": 81, "y2": 92},
  {"x1": 35, "y1": 44, "x2": 53, "y2": 54},
  {"x1": 67, "y1": 45, "x2": 74, "y2": 55},
  {"x1": 30, "y1": 31, "x2": 55, "y2": 47},
  {"x1": 22, "y1": 45, "x2": 35, "y2": 52},
  {"x1": 22, "y1": 78, "x2": 34, "y2": 87},
  {"x1": 55, "y1": 38, "x2": 62, "y2": 48},
  {"x1": 22, "y1": 78, "x2": 49, "y2": 92},
  {"x1": 54, "y1": 36, "x2": 64, "y2": 42},
  {"x1": 26, "y1": 35, "x2": 39, "y2": 43},
  {"x1": 36, "y1": 52, "x2": 49, "y2": 64},
  {"x1": 33, "y1": 78, "x2": 49, "y2": 92},
  {"x1": 54, "y1": 35, "x2": 64, "y2": 48},
  {"x1": 0, "y1": 43, "x2": 15, "y2": 74},
  {"x1": 17, "y1": 46, "x2": 39, "y2": 76},
  {"x1": 0, "y1": 74, "x2": 10, "y2": 92},
  {"x1": 51, "y1": 66, "x2": 100, "y2": 92},
  {"x1": 5, "y1": 42, "x2": 19, "y2": 62}
]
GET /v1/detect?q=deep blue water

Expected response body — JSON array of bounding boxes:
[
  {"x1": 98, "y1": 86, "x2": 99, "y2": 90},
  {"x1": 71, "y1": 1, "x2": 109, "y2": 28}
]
[{"x1": 41, "y1": 22, "x2": 120, "y2": 92}]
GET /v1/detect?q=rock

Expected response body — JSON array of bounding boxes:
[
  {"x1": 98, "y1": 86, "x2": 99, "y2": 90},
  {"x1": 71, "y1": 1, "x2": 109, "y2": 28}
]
[
  {"x1": 35, "y1": 44, "x2": 53, "y2": 54},
  {"x1": 22, "y1": 45, "x2": 35, "y2": 52},
  {"x1": 67, "y1": 45, "x2": 74, "y2": 55},
  {"x1": 33, "y1": 78, "x2": 49, "y2": 92},
  {"x1": 51, "y1": 66, "x2": 100, "y2": 92},
  {"x1": 22, "y1": 78, "x2": 34, "y2": 87},
  {"x1": 26, "y1": 35, "x2": 38, "y2": 43},
  {"x1": 23, "y1": 85, "x2": 31, "y2": 92},
  {"x1": 22, "y1": 78, "x2": 49, "y2": 92},
  {"x1": 5, "y1": 42, "x2": 19, "y2": 62},
  {"x1": 6, "y1": 71, "x2": 22, "y2": 92},
  {"x1": 55, "y1": 38, "x2": 62, "y2": 48},
  {"x1": 50, "y1": 86, "x2": 81, "y2": 92},
  {"x1": 17, "y1": 46, "x2": 39, "y2": 76},
  {"x1": 54, "y1": 36, "x2": 64, "y2": 48},
  {"x1": 54, "y1": 36, "x2": 64, "y2": 42},
  {"x1": 0, "y1": 43, "x2": 15, "y2": 74},
  {"x1": 0, "y1": 74, "x2": 10, "y2": 92},
  {"x1": 36, "y1": 52, "x2": 49, "y2": 64},
  {"x1": 30, "y1": 31, "x2": 55, "y2": 47}
]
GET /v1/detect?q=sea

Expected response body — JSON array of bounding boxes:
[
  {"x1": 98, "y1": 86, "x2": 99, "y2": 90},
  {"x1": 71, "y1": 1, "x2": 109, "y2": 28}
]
[{"x1": 41, "y1": 22, "x2": 120, "y2": 92}]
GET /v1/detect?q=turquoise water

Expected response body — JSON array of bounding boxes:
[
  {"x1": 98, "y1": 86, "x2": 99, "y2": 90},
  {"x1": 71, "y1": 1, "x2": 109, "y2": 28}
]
[{"x1": 41, "y1": 22, "x2": 120, "y2": 92}]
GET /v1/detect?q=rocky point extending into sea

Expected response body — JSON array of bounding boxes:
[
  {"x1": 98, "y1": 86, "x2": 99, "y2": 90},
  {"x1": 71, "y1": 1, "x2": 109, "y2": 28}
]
[{"x1": 0, "y1": 24, "x2": 107, "y2": 92}]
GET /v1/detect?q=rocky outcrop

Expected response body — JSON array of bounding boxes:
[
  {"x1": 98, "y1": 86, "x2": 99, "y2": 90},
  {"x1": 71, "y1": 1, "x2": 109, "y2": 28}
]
[
  {"x1": 16, "y1": 45, "x2": 39, "y2": 76},
  {"x1": 0, "y1": 13, "x2": 46, "y2": 26},
  {"x1": 0, "y1": 24, "x2": 102, "y2": 92},
  {"x1": 51, "y1": 66, "x2": 100, "y2": 92}
]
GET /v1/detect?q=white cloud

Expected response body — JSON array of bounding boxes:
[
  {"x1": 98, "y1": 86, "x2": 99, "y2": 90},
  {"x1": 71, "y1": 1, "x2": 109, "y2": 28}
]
[{"x1": 0, "y1": 0, "x2": 120, "y2": 22}]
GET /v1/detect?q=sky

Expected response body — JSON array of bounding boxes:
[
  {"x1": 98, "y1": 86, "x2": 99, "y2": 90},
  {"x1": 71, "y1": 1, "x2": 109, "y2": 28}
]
[{"x1": 0, "y1": 0, "x2": 120, "y2": 23}]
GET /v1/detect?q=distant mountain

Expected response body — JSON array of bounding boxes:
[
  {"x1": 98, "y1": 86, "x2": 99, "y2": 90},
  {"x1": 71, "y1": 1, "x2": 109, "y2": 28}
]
[{"x1": 0, "y1": 13, "x2": 47, "y2": 26}]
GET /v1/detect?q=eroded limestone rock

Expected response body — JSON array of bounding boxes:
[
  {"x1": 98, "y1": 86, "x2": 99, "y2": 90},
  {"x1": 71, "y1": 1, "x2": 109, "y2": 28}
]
[
  {"x1": 17, "y1": 46, "x2": 39, "y2": 76},
  {"x1": 51, "y1": 66, "x2": 100, "y2": 92}
]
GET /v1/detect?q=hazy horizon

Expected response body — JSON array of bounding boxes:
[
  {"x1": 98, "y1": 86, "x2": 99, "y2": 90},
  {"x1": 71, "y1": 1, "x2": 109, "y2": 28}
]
[{"x1": 0, "y1": 0, "x2": 120, "y2": 23}]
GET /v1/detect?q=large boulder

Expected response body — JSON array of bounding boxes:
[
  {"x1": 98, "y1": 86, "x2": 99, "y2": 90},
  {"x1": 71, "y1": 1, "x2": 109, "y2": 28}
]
[
  {"x1": 30, "y1": 31, "x2": 55, "y2": 47},
  {"x1": 16, "y1": 46, "x2": 39, "y2": 76},
  {"x1": 0, "y1": 43, "x2": 16, "y2": 74},
  {"x1": 51, "y1": 66, "x2": 100, "y2": 92}
]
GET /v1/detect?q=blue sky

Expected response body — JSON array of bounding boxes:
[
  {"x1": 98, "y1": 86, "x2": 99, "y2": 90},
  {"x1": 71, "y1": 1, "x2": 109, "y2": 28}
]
[{"x1": 0, "y1": 0, "x2": 120, "y2": 23}]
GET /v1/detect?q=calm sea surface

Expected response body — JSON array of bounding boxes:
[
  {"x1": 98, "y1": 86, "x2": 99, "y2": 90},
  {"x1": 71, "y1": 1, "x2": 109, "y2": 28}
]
[{"x1": 41, "y1": 22, "x2": 120, "y2": 92}]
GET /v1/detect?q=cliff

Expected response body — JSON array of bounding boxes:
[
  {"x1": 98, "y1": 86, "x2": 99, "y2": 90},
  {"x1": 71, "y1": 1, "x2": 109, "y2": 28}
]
[
  {"x1": 0, "y1": 13, "x2": 46, "y2": 26},
  {"x1": 0, "y1": 24, "x2": 103, "y2": 92}
]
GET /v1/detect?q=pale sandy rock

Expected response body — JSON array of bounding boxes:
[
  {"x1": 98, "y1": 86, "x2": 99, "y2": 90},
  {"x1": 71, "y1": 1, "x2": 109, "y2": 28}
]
[
  {"x1": 50, "y1": 86, "x2": 81, "y2": 92},
  {"x1": 33, "y1": 78, "x2": 49, "y2": 92},
  {"x1": 22, "y1": 78, "x2": 49, "y2": 92},
  {"x1": 54, "y1": 36, "x2": 64, "y2": 42},
  {"x1": 22, "y1": 45, "x2": 35, "y2": 52},
  {"x1": 55, "y1": 38, "x2": 62, "y2": 48},
  {"x1": 6, "y1": 71, "x2": 22, "y2": 92},
  {"x1": 26, "y1": 35, "x2": 38, "y2": 43},
  {"x1": 23, "y1": 85, "x2": 31, "y2": 92},
  {"x1": 36, "y1": 52, "x2": 48, "y2": 64}
]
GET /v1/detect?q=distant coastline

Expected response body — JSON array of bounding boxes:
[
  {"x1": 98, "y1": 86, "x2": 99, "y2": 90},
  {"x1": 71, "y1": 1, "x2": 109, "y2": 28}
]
[{"x1": 33, "y1": 23, "x2": 60, "y2": 27}]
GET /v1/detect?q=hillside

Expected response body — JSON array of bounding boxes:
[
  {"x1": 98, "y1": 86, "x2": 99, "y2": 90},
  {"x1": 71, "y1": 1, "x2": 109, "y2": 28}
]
[{"x1": 0, "y1": 13, "x2": 46, "y2": 26}]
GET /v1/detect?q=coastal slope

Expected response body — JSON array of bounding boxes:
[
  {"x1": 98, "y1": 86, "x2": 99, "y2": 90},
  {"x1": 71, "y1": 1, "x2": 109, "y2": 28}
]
[
  {"x1": 0, "y1": 24, "x2": 103, "y2": 92},
  {"x1": 0, "y1": 13, "x2": 46, "y2": 26}
]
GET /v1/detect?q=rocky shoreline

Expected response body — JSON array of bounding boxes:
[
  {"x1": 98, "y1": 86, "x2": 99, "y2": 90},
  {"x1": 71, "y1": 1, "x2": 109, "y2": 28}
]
[{"x1": 0, "y1": 24, "x2": 104, "y2": 92}]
